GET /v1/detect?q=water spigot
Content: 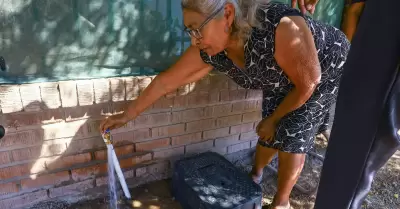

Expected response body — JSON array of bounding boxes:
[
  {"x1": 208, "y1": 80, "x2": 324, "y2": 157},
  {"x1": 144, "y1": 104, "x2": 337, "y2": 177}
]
[
  {"x1": 102, "y1": 129, "x2": 113, "y2": 145},
  {"x1": 0, "y1": 125, "x2": 5, "y2": 140}
]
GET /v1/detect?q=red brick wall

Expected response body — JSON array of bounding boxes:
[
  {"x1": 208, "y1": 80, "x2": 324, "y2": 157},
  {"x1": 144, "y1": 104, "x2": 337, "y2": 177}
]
[{"x1": 0, "y1": 73, "x2": 262, "y2": 208}]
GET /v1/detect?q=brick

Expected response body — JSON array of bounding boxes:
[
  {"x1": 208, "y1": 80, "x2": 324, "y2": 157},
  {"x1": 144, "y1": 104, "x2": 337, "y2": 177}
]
[
  {"x1": 151, "y1": 124, "x2": 185, "y2": 138},
  {"x1": 134, "y1": 112, "x2": 171, "y2": 128},
  {"x1": 111, "y1": 101, "x2": 129, "y2": 114},
  {"x1": 185, "y1": 140, "x2": 214, "y2": 154},
  {"x1": 209, "y1": 74, "x2": 229, "y2": 90},
  {"x1": 217, "y1": 114, "x2": 242, "y2": 128},
  {"x1": 171, "y1": 132, "x2": 202, "y2": 146},
  {"x1": 125, "y1": 77, "x2": 139, "y2": 100},
  {"x1": 3, "y1": 109, "x2": 64, "y2": 129},
  {"x1": 93, "y1": 78, "x2": 111, "y2": 103},
  {"x1": 0, "y1": 182, "x2": 18, "y2": 196},
  {"x1": 0, "y1": 85, "x2": 23, "y2": 113},
  {"x1": 19, "y1": 84, "x2": 42, "y2": 112},
  {"x1": 243, "y1": 112, "x2": 262, "y2": 123},
  {"x1": 215, "y1": 135, "x2": 240, "y2": 147},
  {"x1": 76, "y1": 80, "x2": 94, "y2": 106},
  {"x1": 0, "y1": 163, "x2": 35, "y2": 180},
  {"x1": 1, "y1": 130, "x2": 42, "y2": 148},
  {"x1": 42, "y1": 120, "x2": 86, "y2": 140},
  {"x1": 136, "y1": 138, "x2": 170, "y2": 151},
  {"x1": 228, "y1": 79, "x2": 239, "y2": 90},
  {"x1": 153, "y1": 97, "x2": 173, "y2": 112},
  {"x1": 240, "y1": 131, "x2": 258, "y2": 141},
  {"x1": 256, "y1": 100, "x2": 263, "y2": 110},
  {"x1": 85, "y1": 119, "x2": 103, "y2": 138},
  {"x1": 133, "y1": 129, "x2": 151, "y2": 142},
  {"x1": 171, "y1": 111, "x2": 182, "y2": 123},
  {"x1": 207, "y1": 103, "x2": 232, "y2": 117},
  {"x1": 251, "y1": 140, "x2": 258, "y2": 148},
  {"x1": 209, "y1": 91, "x2": 220, "y2": 104},
  {"x1": 96, "y1": 169, "x2": 134, "y2": 186},
  {"x1": 193, "y1": 76, "x2": 211, "y2": 92},
  {"x1": 0, "y1": 152, "x2": 11, "y2": 165},
  {"x1": 246, "y1": 90, "x2": 263, "y2": 99},
  {"x1": 118, "y1": 153, "x2": 152, "y2": 169},
  {"x1": 110, "y1": 131, "x2": 135, "y2": 145},
  {"x1": 244, "y1": 100, "x2": 258, "y2": 111},
  {"x1": 154, "y1": 146, "x2": 185, "y2": 159},
  {"x1": 136, "y1": 161, "x2": 170, "y2": 177},
  {"x1": 109, "y1": 78, "x2": 125, "y2": 102},
  {"x1": 203, "y1": 127, "x2": 230, "y2": 140},
  {"x1": 220, "y1": 90, "x2": 230, "y2": 102},
  {"x1": 64, "y1": 103, "x2": 112, "y2": 121},
  {"x1": 171, "y1": 108, "x2": 204, "y2": 123},
  {"x1": 173, "y1": 95, "x2": 189, "y2": 109},
  {"x1": 47, "y1": 153, "x2": 92, "y2": 170},
  {"x1": 20, "y1": 171, "x2": 70, "y2": 190},
  {"x1": 177, "y1": 83, "x2": 193, "y2": 96},
  {"x1": 40, "y1": 82, "x2": 62, "y2": 109},
  {"x1": 0, "y1": 190, "x2": 48, "y2": 209},
  {"x1": 186, "y1": 118, "x2": 216, "y2": 132},
  {"x1": 232, "y1": 101, "x2": 246, "y2": 113},
  {"x1": 94, "y1": 145, "x2": 134, "y2": 161},
  {"x1": 188, "y1": 92, "x2": 209, "y2": 107},
  {"x1": 228, "y1": 142, "x2": 251, "y2": 153},
  {"x1": 138, "y1": 76, "x2": 153, "y2": 92},
  {"x1": 71, "y1": 163, "x2": 107, "y2": 181},
  {"x1": 12, "y1": 143, "x2": 66, "y2": 162},
  {"x1": 220, "y1": 89, "x2": 247, "y2": 102},
  {"x1": 49, "y1": 179, "x2": 94, "y2": 198},
  {"x1": 147, "y1": 161, "x2": 170, "y2": 174},
  {"x1": 64, "y1": 137, "x2": 105, "y2": 155},
  {"x1": 230, "y1": 123, "x2": 255, "y2": 135},
  {"x1": 210, "y1": 147, "x2": 228, "y2": 155},
  {"x1": 59, "y1": 81, "x2": 78, "y2": 107},
  {"x1": 165, "y1": 89, "x2": 177, "y2": 98},
  {"x1": 182, "y1": 108, "x2": 212, "y2": 122}
]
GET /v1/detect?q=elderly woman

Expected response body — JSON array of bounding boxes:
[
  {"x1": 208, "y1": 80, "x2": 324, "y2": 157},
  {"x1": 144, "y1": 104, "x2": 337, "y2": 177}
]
[{"x1": 100, "y1": 0, "x2": 349, "y2": 208}]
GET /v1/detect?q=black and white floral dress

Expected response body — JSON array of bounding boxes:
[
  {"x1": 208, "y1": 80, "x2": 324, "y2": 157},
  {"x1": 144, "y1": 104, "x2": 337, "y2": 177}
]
[{"x1": 200, "y1": 3, "x2": 350, "y2": 153}]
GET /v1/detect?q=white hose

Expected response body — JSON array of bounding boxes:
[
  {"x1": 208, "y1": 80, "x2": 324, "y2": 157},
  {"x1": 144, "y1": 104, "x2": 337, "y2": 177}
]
[
  {"x1": 110, "y1": 144, "x2": 132, "y2": 199},
  {"x1": 102, "y1": 131, "x2": 132, "y2": 200}
]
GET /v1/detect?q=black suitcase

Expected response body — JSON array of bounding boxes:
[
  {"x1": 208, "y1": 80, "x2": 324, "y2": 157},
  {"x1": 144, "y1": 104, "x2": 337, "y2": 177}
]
[{"x1": 172, "y1": 152, "x2": 262, "y2": 209}]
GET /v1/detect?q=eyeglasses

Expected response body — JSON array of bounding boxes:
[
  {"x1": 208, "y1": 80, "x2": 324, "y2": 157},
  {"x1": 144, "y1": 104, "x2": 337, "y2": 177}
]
[{"x1": 184, "y1": 6, "x2": 225, "y2": 39}]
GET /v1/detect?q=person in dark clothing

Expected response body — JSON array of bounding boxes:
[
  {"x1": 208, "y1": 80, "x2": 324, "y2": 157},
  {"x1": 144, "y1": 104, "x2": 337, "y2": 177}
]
[
  {"x1": 342, "y1": 0, "x2": 367, "y2": 42},
  {"x1": 314, "y1": 0, "x2": 400, "y2": 208}
]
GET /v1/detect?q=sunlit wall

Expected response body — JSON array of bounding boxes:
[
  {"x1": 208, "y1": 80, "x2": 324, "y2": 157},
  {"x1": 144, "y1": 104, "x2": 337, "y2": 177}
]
[{"x1": 0, "y1": 0, "x2": 344, "y2": 84}]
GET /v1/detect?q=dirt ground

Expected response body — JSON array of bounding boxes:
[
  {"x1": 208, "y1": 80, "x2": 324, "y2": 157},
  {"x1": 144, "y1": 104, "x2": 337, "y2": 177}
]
[{"x1": 64, "y1": 137, "x2": 399, "y2": 209}]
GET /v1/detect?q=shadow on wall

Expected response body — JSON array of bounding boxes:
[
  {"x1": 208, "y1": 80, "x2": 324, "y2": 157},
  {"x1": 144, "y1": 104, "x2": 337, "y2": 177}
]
[
  {"x1": 0, "y1": 0, "x2": 186, "y2": 84},
  {"x1": 0, "y1": 68, "x2": 228, "y2": 206}
]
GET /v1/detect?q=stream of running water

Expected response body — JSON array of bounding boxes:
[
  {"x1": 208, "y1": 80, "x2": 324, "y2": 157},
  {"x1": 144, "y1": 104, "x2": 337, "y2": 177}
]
[{"x1": 107, "y1": 144, "x2": 118, "y2": 209}]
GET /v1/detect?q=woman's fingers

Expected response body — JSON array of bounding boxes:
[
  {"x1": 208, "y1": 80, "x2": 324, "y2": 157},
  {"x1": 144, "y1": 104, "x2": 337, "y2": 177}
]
[
  {"x1": 306, "y1": 0, "x2": 319, "y2": 14},
  {"x1": 295, "y1": 0, "x2": 308, "y2": 15},
  {"x1": 99, "y1": 118, "x2": 107, "y2": 133}
]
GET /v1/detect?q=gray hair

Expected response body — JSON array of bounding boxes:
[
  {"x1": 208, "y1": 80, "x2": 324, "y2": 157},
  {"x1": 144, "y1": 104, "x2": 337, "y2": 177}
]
[{"x1": 181, "y1": 0, "x2": 270, "y2": 40}]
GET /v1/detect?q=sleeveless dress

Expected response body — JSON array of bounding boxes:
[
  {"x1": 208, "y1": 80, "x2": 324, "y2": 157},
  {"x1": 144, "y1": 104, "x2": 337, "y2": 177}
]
[{"x1": 200, "y1": 3, "x2": 350, "y2": 153}]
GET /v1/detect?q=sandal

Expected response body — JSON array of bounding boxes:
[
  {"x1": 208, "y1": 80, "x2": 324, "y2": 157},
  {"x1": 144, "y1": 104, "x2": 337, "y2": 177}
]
[
  {"x1": 249, "y1": 171, "x2": 263, "y2": 184},
  {"x1": 268, "y1": 203, "x2": 291, "y2": 209}
]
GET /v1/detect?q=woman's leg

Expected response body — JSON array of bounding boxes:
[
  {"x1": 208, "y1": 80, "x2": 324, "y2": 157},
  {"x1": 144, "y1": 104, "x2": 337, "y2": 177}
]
[
  {"x1": 250, "y1": 144, "x2": 278, "y2": 183},
  {"x1": 272, "y1": 151, "x2": 306, "y2": 208}
]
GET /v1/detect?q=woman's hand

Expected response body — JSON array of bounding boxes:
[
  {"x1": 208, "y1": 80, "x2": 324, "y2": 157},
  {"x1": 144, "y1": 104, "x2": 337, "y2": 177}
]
[
  {"x1": 99, "y1": 113, "x2": 130, "y2": 133},
  {"x1": 292, "y1": 0, "x2": 319, "y2": 15},
  {"x1": 256, "y1": 117, "x2": 279, "y2": 142}
]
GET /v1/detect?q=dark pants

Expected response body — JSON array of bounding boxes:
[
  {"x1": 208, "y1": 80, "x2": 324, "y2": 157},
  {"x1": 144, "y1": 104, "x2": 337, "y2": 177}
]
[{"x1": 314, "y1": 0, "x2": 400, "y2": 208}]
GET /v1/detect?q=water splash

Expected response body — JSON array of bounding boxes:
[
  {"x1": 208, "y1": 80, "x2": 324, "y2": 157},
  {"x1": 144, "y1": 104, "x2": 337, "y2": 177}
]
[{"x1": 107, "y1": 144, "x2": 119, "y2": 209}]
